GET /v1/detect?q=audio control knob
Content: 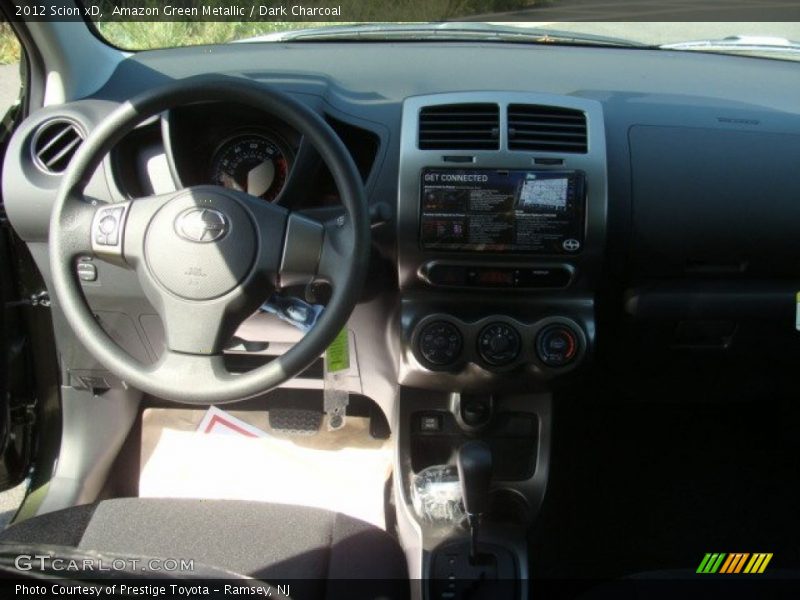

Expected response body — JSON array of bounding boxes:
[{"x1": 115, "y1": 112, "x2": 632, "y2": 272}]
[
  {"x1": 536, "y1": 324, "x2": 580, "y2": 367},
  {"x1": 478, "y1": 322, "x2": 521, "y2": 366},
  {"x1": 418, "y1": 321, "x2": 463, "y2": 366}
]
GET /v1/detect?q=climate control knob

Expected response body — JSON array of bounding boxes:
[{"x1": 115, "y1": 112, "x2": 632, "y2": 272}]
[
  {"x1": 536, "y1": 324, "x2": 580, "y2": 367},
  {"x1": 418, "y1": 321, "x2": 463, "y2": 366},
  {"x1": 478, "y1": 322, "x2": 521, "y2": 366}
]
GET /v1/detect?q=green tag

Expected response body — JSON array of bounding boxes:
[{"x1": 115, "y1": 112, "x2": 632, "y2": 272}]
[
  {"x1": 326, "y1": 328, "x2": 350, "y2": 373},
  {"x1": 796, "y1": 292, "x2": 800, "y2": 331}
]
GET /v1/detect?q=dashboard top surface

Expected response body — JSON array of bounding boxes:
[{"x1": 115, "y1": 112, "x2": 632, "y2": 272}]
[{"x1": 99, "y1": 41, "x2": 800, "y2": 112}]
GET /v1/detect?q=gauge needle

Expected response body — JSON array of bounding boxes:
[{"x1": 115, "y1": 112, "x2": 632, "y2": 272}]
[
  {"x1": 247, "y1": 159, "x2": 275, "y2": 198},
  {"x1": 220, "y1": 172, "x2": 242, "y2": 191}
]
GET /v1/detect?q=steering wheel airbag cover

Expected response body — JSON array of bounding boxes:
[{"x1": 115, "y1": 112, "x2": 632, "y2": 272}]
[{"x1": 145, "y1": 191, "x2": 257, "y2": 300}]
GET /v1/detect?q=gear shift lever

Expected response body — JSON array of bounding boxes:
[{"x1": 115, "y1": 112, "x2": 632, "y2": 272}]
[{"x1": 457, "y1": 440, "x2": 492, "y2": 562}]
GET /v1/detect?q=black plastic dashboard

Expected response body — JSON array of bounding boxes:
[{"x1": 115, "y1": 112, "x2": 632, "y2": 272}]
[{"x1": 5, "y1": 41, "x2": 800, "y2": 400}]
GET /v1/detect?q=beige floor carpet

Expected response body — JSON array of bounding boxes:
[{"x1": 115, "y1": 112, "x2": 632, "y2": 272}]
[{"x1": 140, "y1": 408, "x2": 392, "y2": 529}]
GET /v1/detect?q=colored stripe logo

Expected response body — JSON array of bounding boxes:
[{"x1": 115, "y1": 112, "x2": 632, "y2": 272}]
[{"x1": 696, "y1": 553, "x2": 773, "y2": 574}]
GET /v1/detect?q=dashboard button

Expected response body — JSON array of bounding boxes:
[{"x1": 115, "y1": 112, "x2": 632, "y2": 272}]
[
  {"x1": 536, "y1": 324, "x2": 579, "y2": 367},
  {"x1": 418, "y1": 321, "x2": 463, "y2": 366},
  {"x1": 478, "y1": 322, "x2": 521, "y2": 366},
  {"x1": 419, "y1": 414, "x2": 443, "y2": 432}
]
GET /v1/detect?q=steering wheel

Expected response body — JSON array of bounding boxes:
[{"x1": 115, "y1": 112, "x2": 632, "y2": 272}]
[{"x1": 48, "y1": 75, "x2": 370, "y2": 404}]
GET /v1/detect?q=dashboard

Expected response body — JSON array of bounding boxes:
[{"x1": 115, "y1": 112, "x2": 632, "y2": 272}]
[
  {"x1": 5, "y1": 41, "x2": 800, "y2": 404},
  {"x1": 110, "y1": 102, "x2": 381, "y2": 211}
]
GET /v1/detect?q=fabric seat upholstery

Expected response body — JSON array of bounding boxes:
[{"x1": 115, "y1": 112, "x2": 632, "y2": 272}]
[{"x1": 0, "y1": 498, "x2": 408, "y2": 599}]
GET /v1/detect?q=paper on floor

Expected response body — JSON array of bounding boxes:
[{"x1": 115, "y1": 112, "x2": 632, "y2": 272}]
[{"x1": 196, "y1": 406, "x2": 268, "y2": 438}]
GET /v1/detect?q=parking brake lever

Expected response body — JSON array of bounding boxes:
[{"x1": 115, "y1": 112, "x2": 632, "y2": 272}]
[{"x1": 457, "y1": 440, "x2": 493, "y2": 562}]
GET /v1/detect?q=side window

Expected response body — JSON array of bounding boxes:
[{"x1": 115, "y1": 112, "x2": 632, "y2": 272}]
[{"x1": 0, "y1": 17, "x2": 23, "y2": 132}]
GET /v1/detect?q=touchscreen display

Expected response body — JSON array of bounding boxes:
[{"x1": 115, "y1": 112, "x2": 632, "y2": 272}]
[{"x1": 420, "y1": 169, "x2": 585, "y2": 254}]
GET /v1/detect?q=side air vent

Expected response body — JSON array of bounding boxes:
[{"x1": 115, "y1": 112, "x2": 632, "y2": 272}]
[
  {"x1": 32, "y1": 119, "x2": 84, "y2": 174},
  {"x1": 419, "y1": 103, "x2": 499, "y2": 150},
  {"x1": 508, "y1": 104, "x2": 587, "y2": 153}
]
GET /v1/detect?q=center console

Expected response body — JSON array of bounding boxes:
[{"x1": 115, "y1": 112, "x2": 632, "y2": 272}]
[
  {"x1": 393, "y1": 92, "x2": 607, "y2": 595},
  {"x1": 397, "y1": 92, "x2": 607, "y2": 388}
]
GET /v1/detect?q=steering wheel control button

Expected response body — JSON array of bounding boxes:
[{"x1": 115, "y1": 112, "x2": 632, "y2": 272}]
[
  {"x1": 145, "y1": 191, "x2": 256, "y2": 301},
  {"x1": 76, "y1": 261, "x2": 97, "y2": 282},
  {"x1": 419, "y1": 321, "x2": 463, "y2": 366},
  {"x1": 99, "y1": 215, "x2": 116, "y2": 234},
  {"x1": 99, "y1": 215, "x2": 120, "y2": 246},
  {"x1": 536, "y1": 324, "x2": 579, "y2": 367},
  {"x1": 91, "y1": 204, "x2": 129, "y2": 255},
  {"x1": 478, "y1": 322, "x2": 521, "y2": 366}
]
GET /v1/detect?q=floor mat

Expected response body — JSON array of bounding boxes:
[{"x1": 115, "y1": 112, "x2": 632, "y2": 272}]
[{"x1": 140, "y1": 408, "x2": 392, "y2": 529}]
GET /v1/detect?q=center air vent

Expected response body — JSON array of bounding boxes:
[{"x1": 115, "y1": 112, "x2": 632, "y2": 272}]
[
  {"x1": 508, "y1": 104, "x2": 587, "y2": 153},
  {"x1": 419, "y1": 103, "x2": 499, "y2": 150},
  {"x1": 32, "y1": 118, "x2": 84, "y2": 174}
]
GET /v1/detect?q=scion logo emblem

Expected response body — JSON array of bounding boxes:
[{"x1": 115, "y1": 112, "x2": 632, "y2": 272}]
[{"x1": 175, "y1": 208, "x2": 229, "y2": 243}]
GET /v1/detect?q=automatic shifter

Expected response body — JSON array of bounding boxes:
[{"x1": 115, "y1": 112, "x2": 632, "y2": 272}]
[{"x1": 457, "y1": 440, "x2": 493, "y2": 562}]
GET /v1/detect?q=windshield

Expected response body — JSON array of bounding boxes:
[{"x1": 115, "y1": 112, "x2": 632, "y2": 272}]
[
  {"x1": 83, "y1": 3, "x2": 800, "y2": 62},
  {"x1": 96, "y1": 20, "x2": 800, "y2": 50}
]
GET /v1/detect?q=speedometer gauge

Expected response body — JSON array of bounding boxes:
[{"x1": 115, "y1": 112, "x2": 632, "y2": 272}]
[{"x1": 210, "y1": 133, "x2": 292, "y2": 202}]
